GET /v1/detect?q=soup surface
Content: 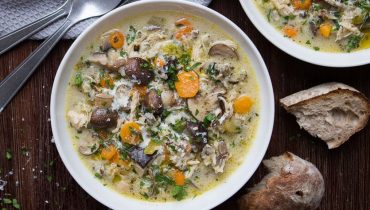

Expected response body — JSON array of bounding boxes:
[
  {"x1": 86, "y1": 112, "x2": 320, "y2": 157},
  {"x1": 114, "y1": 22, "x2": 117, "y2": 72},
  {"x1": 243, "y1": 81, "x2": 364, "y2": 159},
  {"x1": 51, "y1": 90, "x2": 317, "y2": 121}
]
[
  {"x1": 254, "y1": 0, "x2": 370, "y2": 52},
  {"x1": 65, "y1": 11, "x2": 260, "y2": 201}
]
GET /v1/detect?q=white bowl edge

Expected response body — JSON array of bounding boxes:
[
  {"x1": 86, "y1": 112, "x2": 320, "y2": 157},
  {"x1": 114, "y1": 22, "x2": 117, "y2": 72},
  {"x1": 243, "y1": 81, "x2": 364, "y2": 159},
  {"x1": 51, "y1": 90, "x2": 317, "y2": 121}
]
[
  {"x1": 239, "y1": 0, "x2": 370, "y2": 67},
  {"x1": 50, "y1": 1, "x2": 275, "y2": 209}
]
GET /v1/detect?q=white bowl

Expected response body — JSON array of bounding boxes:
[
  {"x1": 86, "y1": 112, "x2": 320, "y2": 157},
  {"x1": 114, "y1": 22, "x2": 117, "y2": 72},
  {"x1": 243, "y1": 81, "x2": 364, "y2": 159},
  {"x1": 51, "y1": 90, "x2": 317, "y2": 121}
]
[
  {"x1": 239, "y1": 0, "x2": 370, "y2": 67},
  {"x1": 50, "y1": 1, "x2": 275, "y2": 209}
]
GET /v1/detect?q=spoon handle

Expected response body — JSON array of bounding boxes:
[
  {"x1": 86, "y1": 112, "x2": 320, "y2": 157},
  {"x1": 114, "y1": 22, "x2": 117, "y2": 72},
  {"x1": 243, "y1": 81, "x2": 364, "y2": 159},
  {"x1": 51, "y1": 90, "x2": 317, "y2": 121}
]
[
  {"x1": 0, "y1": 0, "x2": 71, "y2": 55},
  {"x1": 0, "y1": 18, "x2": 76, "y2": 113}
]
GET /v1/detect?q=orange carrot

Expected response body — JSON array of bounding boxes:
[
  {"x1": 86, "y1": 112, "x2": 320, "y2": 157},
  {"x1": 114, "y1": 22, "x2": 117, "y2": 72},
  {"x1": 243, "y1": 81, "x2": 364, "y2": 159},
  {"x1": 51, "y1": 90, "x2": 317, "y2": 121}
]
[
  {"x1": 100, "y1": 75, "x2": 114, "y2": 88},
  {"x1": 109, "y1": 31, "x2": 125, "y2": 49},
  {"x1": 175, "y1": 71, "x2": 200, "y2": 98},
  {"x1": 175, "y1": 18, "x2": 192, "y2": 27},
  {"x1": 292, "y1": 0, "x2": 312, "y2": 10},
  {"x1": 173, "y1": 170, "x2": 186, "y2": 186},
  {"x1": 101, "y1": 145, "x2": 118, "y2": 161},
  {"x1": 120, "y1": 122, "x2": 142, "y2": 145},
  {"x1": 283, "y1": 25, "x2": 298, "y2": 38},
  {"x1": 175, "y1": 26, "x2": 193, "y2": 40},
  {"x1": 233, "y1": 95, "x2": 253, "y2": 114},
  {"x1": 319, "y1": 23, "x2": 332, "y2": 38}
]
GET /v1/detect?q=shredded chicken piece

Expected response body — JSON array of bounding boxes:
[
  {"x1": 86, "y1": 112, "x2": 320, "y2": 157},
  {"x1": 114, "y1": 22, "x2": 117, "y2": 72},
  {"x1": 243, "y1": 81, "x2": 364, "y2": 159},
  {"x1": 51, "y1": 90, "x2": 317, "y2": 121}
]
[
  {"x1": 271, "y1": 0, "x2": 296, "y2": 16},
  {"x1": 336, "y1": 7, "x2": 363, "y2": 41},
  {"x1": 128, "y1": 91, "x2": 140, "y2": 121}
]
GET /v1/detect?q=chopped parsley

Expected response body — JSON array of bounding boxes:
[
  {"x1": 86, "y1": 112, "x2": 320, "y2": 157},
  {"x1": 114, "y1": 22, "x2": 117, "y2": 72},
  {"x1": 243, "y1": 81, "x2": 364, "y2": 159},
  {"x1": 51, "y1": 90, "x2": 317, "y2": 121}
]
[
  {"x1": 126, "y1": 25, "x2": 137, "y2": 45},
  {"x1": 165, "y1": 60, "x2": 179, "y2": 90},
  {"x1": 74, "y1": 73, "x2": 83, "y2": 87},
  {"x1": 5, "y1": 151, "x2": 12, "y2": 160},
  {"x1": 203, "y1": 113, "x2": 216, "y2": 127},
  {"x1": 345, "y1": 35, "x2": 362, "y2": 52},
  {"x1": 171, "y1": 120, "x2": 187, "y2": 133},
  {"x1": 186, "y1": 62, "x2": 202, "y2": 71},
  {"x1": 172, "y1": 186, "x2": 187, "y2": 201}
]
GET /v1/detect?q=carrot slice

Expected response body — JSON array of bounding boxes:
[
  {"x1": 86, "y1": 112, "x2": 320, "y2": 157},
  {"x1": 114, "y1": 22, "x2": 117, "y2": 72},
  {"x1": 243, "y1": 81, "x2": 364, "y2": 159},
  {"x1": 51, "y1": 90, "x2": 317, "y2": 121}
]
[
  {"x1": 175, "y1": 18, "x2": 192, "y2": 27},
  {"x1": 173, "y1": 170, "x2": 186, "y2": 186},
  {"x1": 120, "y1": 122, "x2": 142, "y2": 145},
  {"x1": 292, "y1": 0, "x2": 312, "y2": 10},
  {"x1": 233, "y1": 95, "x2": 253, "y2": 114},
  {"x1": 283, "y1": 25, "x2": 298, "y2": 38},
  {"x1": 175, "y1": 71, "x2": 200, "y2": 98},
  {"x1": 319, "y1": 23, "x2": 332, "y2": 38},
  {"x1": 100, "y1": 76, "x2": 114, "y2": 88},
  {"x1": 175, "y1": 26, "x2": 193, "y2": 40},
  {"x1": 101, "y1": 145, "x2": 118, "y2": 161},
  {"x1": 109, "y1": 31, "x2": 125, "y2": 49}
]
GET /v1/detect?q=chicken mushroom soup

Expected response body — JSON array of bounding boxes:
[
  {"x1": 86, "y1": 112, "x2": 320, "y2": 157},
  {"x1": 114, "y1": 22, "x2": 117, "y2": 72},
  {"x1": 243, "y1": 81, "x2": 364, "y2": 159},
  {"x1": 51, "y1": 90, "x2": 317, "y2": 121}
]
[
  {"x1": 65, "y1": 11, "x2": 260, "y2": 201},
  {"x1": 254, "y1": 0, "x2": 370, "y2": 52}
]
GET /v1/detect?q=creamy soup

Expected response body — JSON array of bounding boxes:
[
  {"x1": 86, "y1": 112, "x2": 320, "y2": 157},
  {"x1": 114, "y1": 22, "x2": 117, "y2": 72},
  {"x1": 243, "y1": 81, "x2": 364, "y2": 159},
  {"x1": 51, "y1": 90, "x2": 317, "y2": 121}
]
[
  {"x1": 65, "y1": 11, "x2": 260, "y2": 201},
  {"x1": 254, "y1": 0, "x2": 370, "y2": 52}
]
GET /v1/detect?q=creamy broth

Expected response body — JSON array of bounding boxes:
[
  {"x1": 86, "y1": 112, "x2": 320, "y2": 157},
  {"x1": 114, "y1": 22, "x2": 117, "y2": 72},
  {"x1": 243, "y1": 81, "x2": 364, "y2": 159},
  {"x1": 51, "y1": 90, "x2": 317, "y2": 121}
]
[
  {"x1": 254, "y1": 0, "x2": 370, "y2": 52},
  {"x1": 65, "y1": 11, "x2": 260, "y2": 201}
]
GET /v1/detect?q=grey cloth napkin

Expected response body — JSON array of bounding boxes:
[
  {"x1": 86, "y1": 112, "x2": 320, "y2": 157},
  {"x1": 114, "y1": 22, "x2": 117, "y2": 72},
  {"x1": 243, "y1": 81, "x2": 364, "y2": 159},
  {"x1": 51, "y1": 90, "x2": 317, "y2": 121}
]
[{"x1": 0, "y1": 0, "x2": 212, "y2": 40}]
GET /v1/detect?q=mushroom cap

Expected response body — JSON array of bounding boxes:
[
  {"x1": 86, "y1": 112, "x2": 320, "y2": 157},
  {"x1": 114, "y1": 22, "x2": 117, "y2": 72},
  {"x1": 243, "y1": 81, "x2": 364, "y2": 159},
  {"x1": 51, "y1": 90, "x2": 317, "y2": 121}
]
[{"x1": 122, "y1": 57, "x2": 154, "y2": 85}]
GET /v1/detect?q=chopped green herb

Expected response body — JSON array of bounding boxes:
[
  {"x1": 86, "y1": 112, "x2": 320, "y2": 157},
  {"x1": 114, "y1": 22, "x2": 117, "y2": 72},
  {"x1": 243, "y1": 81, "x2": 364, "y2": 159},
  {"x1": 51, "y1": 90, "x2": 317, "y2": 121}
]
[
  {"x1": 305, "y1": 40, "x2": 311, "y2": 45},
  {"x1": 95, "y1": 173, "x2": 102, "y2": 179},
  {"x1": 206, "y1": 63, "x2": 217, "y2": 76},
  {"x1": 126, "y1": 25, "x2": 137, "y2": 45},
  {"x1": 195, "y1": 109, "x2": 199, "y2": 116},
  {"x1": 172, "y1": 186, "x2": 187, "y2": 201},
  {"x1": 165, "y1": 61, "x2": 179, "y2": 90},
  {"x1": 120, "y1": 50, "x2": 128, "y2": 57},
  {"x1": 74, "y1": 73, "x2": 83, "y2": 87},
  {"x1": 203, "y1": 113, "x2": 216, "y2": 127},
  {"x1": 345, "y1": 35, "x2": 362, "y2": 52},
  {"x1": 313, "y1": 46, "x2": 320, "y2": 51},
  {"x1": 267, "y1": 9, "x2": 272, "y2": 22},
  {"x1": 172, "y1": 120, "x2": 186, "y2": 133},
  {"x1": 186, "y1": 62, "x2": 202, "y2": 71},
  {"x1": 12, "y1": 199, "x2": 20, "y2": 209},
  {"x1": 179, "y1": 53, "x2": 191, "y2": 67},
  {"x1": 5, "y1": 151, "x2": 12, "y2": 160}
]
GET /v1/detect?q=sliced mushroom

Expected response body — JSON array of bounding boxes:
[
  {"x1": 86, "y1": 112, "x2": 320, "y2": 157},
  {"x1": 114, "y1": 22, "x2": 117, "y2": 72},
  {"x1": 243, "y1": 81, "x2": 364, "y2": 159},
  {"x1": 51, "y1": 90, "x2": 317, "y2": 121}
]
[
  {"x1": 161, "y1": 90, "x2": 176, "y2": 108},
  {"x1": 95, "y1": 93, "x2": 113, "y2": 107},
  {"x1": 186, "y1": 121, "x2": 208, "y2": 146},
  {"x1": 209, "y1": 40, "x2": 238, "y2": 59},
  {"x1": 218, "y1": 96, "x2": 233, "y2": 124},
  {"x1": 121, "y1": 57, "x2": 154, "y2": 85},
  {"x1": 129, "y1": 147, "x2": 157, "y2": 168},
  {"x1": 90, "y1": 108, "x2": 118, "y2": 128},
  {"x1": 144, "y1": 90, "x2": 163, "y2": 114}
]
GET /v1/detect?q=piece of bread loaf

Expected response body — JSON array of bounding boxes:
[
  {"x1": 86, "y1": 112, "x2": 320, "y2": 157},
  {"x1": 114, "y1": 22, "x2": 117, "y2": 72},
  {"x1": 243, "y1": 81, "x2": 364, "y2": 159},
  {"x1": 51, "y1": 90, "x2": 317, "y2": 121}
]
[
  {"x1": 238, "y1": 152, "x2": 325, "y2": 210},
  {"x1": 280, "y1": 82, "x2": 370, "y2": 149}
]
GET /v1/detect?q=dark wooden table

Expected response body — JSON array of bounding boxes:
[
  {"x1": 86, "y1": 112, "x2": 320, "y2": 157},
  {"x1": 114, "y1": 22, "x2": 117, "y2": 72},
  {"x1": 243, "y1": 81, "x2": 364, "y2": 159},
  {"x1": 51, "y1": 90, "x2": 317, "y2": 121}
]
[{"x1": 1, "y1": 0, "x2": 369, "y2": 209}]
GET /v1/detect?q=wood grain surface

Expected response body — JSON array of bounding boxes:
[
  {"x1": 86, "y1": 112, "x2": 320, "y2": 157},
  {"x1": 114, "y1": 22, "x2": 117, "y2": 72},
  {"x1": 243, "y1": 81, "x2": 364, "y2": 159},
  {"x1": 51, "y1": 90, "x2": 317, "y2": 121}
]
[{"x1": 1, "y1": 0, "x2": 369, "y2": 209}]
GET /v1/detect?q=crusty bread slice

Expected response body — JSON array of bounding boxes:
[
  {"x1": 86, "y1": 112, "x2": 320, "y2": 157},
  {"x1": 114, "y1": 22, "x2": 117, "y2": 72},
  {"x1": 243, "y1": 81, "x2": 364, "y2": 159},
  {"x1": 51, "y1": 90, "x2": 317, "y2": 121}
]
[
  {"x1": 280, "y1": 82, "x2": 370, "y2": 149},
  {"x1": 238, "y1": 152, "x2": 325, "y2": 210}
]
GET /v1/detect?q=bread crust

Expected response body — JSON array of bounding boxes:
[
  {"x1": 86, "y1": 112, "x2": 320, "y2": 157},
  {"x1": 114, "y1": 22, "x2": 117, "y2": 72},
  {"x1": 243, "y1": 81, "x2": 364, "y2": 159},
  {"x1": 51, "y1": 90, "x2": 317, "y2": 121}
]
[
  {"x1": 238, "y1": 152, "x2": 325, "y2": 210},
  {"x1": 280, "y1": 83, "x2": 370, "y2": 149}
]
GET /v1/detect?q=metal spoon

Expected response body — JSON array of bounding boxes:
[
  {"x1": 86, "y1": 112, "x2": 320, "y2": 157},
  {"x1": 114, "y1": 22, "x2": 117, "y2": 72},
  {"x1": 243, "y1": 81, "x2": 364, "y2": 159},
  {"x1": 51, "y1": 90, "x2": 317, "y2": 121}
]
[
  {"x1": 0, "y1": 0, "x2": 122, "y2": 113},
  {"x1": 0, "y1": 0, "x2": 72, "y2": 55}
]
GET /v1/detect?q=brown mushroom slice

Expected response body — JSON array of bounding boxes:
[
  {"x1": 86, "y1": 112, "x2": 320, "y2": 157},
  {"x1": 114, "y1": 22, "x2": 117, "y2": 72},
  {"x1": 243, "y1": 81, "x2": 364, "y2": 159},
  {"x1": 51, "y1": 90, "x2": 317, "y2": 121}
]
[
  {"x1": 90, "y1": 108, "x2": 118, "y2": 128},
  {"x1": 95, "y1": 93, "x2": 114, "y2": 107},
  {"x1": 144, "y1": 90, "x2": 163, "y2": 114},
  {"x1": 209, "y1": 41, "x2": 238, "y2": 59},
  {"x1": 218, "y1": 96, "x2": 233, "y2": 124},
  {"x1": 121, "y1": 57, "x2": 154, "y2": 85}
]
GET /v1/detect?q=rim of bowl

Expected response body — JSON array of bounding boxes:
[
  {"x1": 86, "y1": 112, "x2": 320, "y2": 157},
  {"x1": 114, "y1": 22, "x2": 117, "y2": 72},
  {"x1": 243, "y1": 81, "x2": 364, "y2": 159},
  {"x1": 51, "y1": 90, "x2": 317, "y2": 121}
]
[
  {"x1": 50, "y1": 1, "x2": 275, "y2": 209},
  {"x1": 239, "y1": 0, "x2": 370, "y2": 68}
]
